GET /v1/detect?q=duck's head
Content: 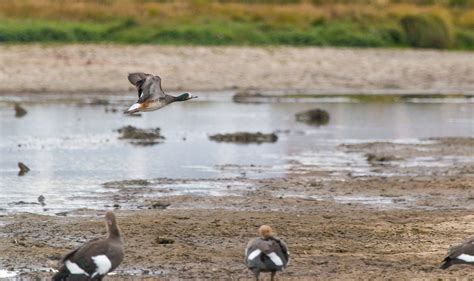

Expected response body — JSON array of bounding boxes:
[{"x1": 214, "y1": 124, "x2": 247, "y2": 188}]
[
  {"x1": 176, "y1": 93, "x2": 198, "y2": 101},
  {"x1": 105, "y1": 211, "x2": 121, "y2": 239},
  {"x1": 105, "y1": 211, "x2": 116, "y2": 227},
  {"x1": 258, "y1": 225, "x2": 274, "y2": 238}
]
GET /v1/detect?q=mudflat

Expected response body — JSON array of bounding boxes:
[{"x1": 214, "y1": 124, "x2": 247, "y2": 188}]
[
  {"x1": 1, "y1": 45, "x2": 473, "y2": 94},
  {"x1": 1, "y1": 138, "x2": 474, "y2": 279}
]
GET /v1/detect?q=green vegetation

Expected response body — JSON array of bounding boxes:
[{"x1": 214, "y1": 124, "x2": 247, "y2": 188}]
[{"x1": 0, "y1": 0, "x2": 473, "y2": 49}]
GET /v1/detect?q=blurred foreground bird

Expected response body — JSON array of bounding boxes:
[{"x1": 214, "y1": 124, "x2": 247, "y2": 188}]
[
  {"x1": 52, "y1": 211, "x2": 124, "y2": 281},
  {"x1": 125, "y1": 72, "x2": 197, "y2": 114},
  {"x1": 245, "y1": 225, "x2": 289, "y2": 281},
  {"x1": 441, "y1": 235, "x2": 474, "y2": 269}
]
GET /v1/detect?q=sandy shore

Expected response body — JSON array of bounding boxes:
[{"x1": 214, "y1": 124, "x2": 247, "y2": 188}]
[
  {"x1": 1, "y1": 138, "x2": 474, "y2": 279},
  {"x1": 1, "y1": 45, "x2": 474, "y2": 94}
]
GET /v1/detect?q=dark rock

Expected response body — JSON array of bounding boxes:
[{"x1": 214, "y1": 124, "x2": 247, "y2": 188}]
[
  {"x1": 295, "y1": 108, "x2": 330, "y2": 125},
  {"x1": 14, "y1": 103, "x2": 27, "y2": 118},
  {"x1": 18, "y1": 162, "x2": 30, "y2": 176},
  {"x1": 156, "y1": 237, "x2": 175, "y2": 244},
  {"x1": 366, "y1": 153, "x2": 399, "y2": 163},
  {"x1": 55, "y1": 212, "x2": 69, "y2": 217},
  {"x1": 117, "y1": 126, "x2": 164, "y2": 146},
  {"x1": 149, "y1": 201, "x2": 171, "y2": 209},
  {"x1": 37, "y1": 195, "x2": 46, "y2": 206},
  {"x1": 209, "y1": 132, "x2": 278, "y2": 144}
]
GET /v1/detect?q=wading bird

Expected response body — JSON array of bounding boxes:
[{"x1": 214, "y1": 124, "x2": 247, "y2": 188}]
[
  {"x1": 52, "y1": 212, "x2": 124, "y2": 281},
  {"x1": 441, "y1": 235, "x2": 474, "y2": 269},
  {"x1": 245, "y1": 225, "x2": 289, "y2": 281}
]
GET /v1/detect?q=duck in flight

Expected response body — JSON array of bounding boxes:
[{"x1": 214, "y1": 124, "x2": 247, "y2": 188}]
[{"x1": 125, "y1": 72, "x2": 197, "y2": 114}]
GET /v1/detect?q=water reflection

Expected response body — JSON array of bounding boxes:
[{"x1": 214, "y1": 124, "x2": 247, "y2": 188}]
[{"x1": 0, "y1": 96, "x2": 473, "y2": 214}]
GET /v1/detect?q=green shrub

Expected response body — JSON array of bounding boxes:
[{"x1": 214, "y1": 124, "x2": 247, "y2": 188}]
[
  {"x1": 400, "y1": 14, "x2": 453, "y2": 49},
  {"x1": 455, "y1": 28, "x2": 474, "y2": 49}
]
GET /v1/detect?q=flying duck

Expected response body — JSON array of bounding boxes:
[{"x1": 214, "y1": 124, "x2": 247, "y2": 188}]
[
  {"x1": 441, "y1": 236, "x2": 474, "y2": 269},
  {"x1": 245, "y1": 225, "x2": 289, "y2": 281},
  {"x1": 52, "y1": 211, "x2": 124, "y2": 280},
  {"x1": 125, "y1": 72, "x2": 197, "y2": 114}
]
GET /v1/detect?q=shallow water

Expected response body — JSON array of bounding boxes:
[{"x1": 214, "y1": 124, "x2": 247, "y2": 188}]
[{"x1": 0, "y1": 94, "x2": 473, "y2": 214}]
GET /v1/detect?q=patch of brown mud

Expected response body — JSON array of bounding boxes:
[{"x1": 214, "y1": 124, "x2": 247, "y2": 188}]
[
  {"x1": 3, "y1": 204, "x2": 474, "y2": 279},
  {"x1": 342, "y1": 137, "x2": 474, "y2": 158}
]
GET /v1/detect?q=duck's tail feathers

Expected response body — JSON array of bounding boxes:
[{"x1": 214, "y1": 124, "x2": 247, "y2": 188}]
[
  {"x1": 440, "y1": 257, "x2": 452, "y2": 270},
  {"x1": 52, "y1": 265, "x2": 70, "y2": 281},
  {"x1": 124, "y1": 103, "x2": 142, "y2": 114}
]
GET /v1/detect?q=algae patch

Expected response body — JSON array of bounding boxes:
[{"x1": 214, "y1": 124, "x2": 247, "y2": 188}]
[
  {"x1": 116, "y1": 125, "x2": 165, "y2": 146},
  {"x1": 209, "y1": 132, "x2": 278, "y2": 144},
  {"x1": 295, "y1": 109, "x2": 330, "y2": 125}
]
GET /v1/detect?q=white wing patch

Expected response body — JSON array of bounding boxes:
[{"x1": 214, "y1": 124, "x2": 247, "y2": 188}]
[
  {"x1": 65, "y1": 260, "x2": 89, "y2": 276},
  {"x1": 91, "y1": 255, "x2": 112, "y2": 278},
  {"x1": 127, "y1": 103, "x2": 141, "y2": 112},
  {"x1": 267, "y1": 252, "x2": 283, "y2": 266},
  {"x1": 248, "y1": 249, "x2": 262, "y2": 260},
  {"x1": 457, "y1": 254, "x2": 474, "y2": 262}
]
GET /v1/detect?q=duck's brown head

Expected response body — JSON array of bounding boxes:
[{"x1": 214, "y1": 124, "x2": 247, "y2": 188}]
[
  {"x1": 258, "y1": 225, "x2": 274, "y2": 238},
  {"x1": 105, "y1": 211, "x2": 121, "y2": 240}
]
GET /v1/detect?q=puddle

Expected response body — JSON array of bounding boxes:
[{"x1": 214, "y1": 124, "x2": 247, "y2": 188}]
[
  {"x1": 399, "y1": 156, "x2": 474, "y2": 168},
  {"x1": 0, "y1": 270, "x2": 17, "y2": 278},
  {"x1": 0, "y1": 95, "x2": 473, "y2": 215}
]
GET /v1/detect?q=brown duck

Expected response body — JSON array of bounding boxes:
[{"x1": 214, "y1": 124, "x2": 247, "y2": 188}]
[
  {"x1": 245, "y1": 225, "x2": 289, "y2": 281},
  {"x1": 441, "y1": 236, "x2": 474, "y2": 269},
  {"x1": 52, "y1": 212, "x2": 124, "y2": 280}
]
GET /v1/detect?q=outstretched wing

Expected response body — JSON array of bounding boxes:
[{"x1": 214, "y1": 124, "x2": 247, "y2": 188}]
[
  {"x1": 137, "y1": 75, "x2": 166, "y2": 103},
  {"x1": 128, "y1": 73, "x2": 166, "y2": 103},
  {"x1": 128, "y1": 72, "x2": 150, "y2": 99},
  {"x1": 128, "y1": 72, "x2": 151, "y2": 86}
]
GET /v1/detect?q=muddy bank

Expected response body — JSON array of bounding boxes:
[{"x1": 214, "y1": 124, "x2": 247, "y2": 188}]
[
  {"x1": 2, "y1": 201, "x2": 474, "y2": 280},
  {"x1": 1, "y1": 138, "x2": 473, "y2": 279},
  {"x1": 0, "y1": 45, "x2": 473, "y2": 94}
]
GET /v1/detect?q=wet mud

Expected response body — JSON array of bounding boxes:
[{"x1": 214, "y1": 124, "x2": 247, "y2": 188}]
[{"x1": 0, "y1": 138, "x2": 474, "y2": 279}]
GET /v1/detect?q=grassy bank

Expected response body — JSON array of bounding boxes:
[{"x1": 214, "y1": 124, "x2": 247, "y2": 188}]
[{"x1": 0, "y1": 0, "x2": 473, "y2": 49}]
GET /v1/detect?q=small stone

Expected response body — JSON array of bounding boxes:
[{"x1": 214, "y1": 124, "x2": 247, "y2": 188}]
[
  {"x1": 149, "y1": 201, "x2": 170, "y2": 209},
  {"x1": 38, "y1": 195, "x2": 46, "y2": 206},
  {"x1": 295, "y1": 108, "x2": 330, "y2": 125},
  {"x1": 156, "y1": 237, "x2": 175, "y2": 244},
  {"x1": 18, "y1": 162, "x2": 30, "y2": 176},
  {"x1": 14, "y1": 103, "x2": 27, "y2": 118}
]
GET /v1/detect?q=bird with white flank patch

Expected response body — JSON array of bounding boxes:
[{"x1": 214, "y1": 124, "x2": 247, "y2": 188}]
[
  {"x1": 245, "y1": 225, "x2": 289, "y2": 281},
  {"x1": 441, "y1": 236, "x2": 474, "y2": 269},
  {"x1": 52, "y1": 212, "x2": 124, "y2": 281},
  {"x1": 124, "y1": 72, "x2": 197, "y2": 114}
]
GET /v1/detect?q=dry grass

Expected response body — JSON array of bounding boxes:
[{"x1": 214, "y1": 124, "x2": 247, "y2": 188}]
[
  {"x1": 0, "y1": 0, "x2": 471, "y2": 27},
  {"x1": 0, "y1": 0, "x2": 472, "y2": 48}
]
